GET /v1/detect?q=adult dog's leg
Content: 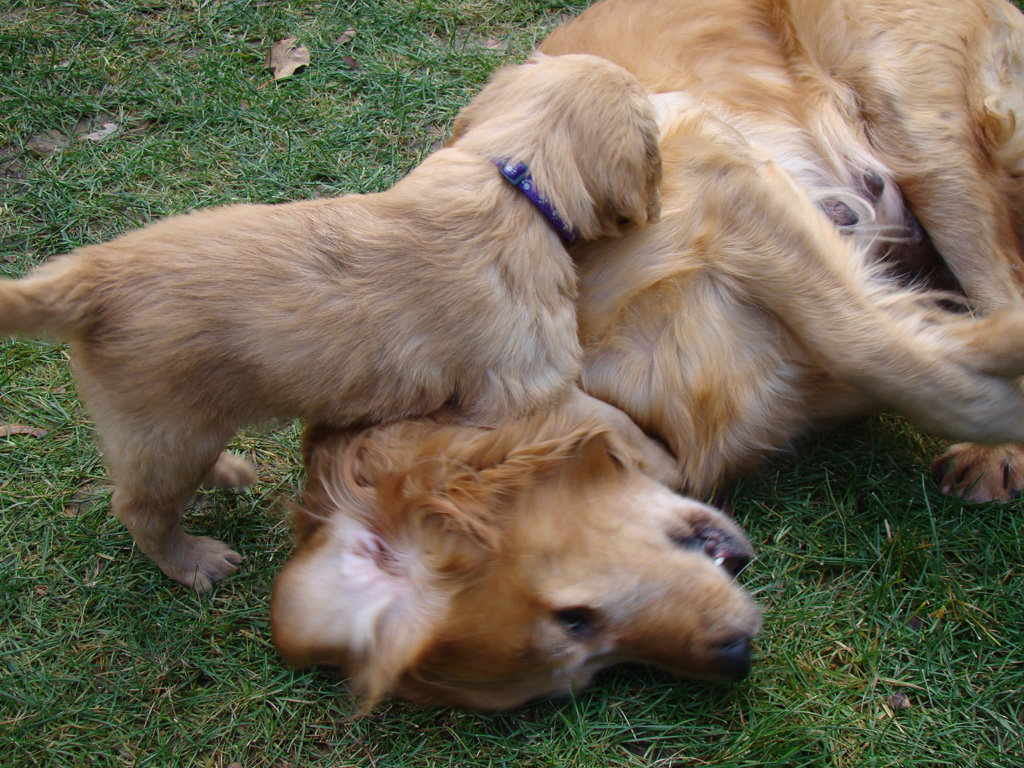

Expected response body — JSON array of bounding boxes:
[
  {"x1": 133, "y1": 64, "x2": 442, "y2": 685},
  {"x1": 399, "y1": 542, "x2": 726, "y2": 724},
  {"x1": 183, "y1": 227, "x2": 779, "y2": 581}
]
[
  {"x1": 846, "y1": 0, "x2": 1024, "y2": 313},
  {"x1": 839, "y1": 0, "x2": 1024, "y2": 499},
  {"x1": 931, "y1": 443, "x2": 1024, "y2": 502},
  {"x1": 582, "y1": 109, "x2": 1024, "y2": 498}
]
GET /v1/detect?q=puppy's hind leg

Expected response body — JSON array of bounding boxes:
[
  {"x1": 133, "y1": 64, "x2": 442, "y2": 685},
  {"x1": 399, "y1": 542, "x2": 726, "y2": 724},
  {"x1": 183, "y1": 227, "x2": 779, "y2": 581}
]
[
  {"x1": 102, "y1": 424, "x2": 242, "y2": 592},
  {"x1": 203, "y1": 452, "x2": 257, "y2": 489}
]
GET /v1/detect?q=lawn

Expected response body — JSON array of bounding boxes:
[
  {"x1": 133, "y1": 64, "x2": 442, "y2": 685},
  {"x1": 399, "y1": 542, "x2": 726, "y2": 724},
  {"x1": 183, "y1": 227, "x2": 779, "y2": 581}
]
[{"x1": 1, "y1": 1, "x2": 1022, "y2": 766}]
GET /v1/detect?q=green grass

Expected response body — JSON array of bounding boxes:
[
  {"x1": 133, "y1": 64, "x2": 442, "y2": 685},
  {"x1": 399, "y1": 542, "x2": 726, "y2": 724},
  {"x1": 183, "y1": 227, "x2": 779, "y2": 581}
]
[{"x1": 1, "y1": 1, "x2": 1023, "y2": 766}]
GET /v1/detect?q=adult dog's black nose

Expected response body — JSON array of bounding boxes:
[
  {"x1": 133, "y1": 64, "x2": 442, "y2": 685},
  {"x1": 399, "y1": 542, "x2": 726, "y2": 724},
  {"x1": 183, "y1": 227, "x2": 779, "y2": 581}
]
[{"x1": 713, "y1": 636, "x2": 753, "y2": 680}]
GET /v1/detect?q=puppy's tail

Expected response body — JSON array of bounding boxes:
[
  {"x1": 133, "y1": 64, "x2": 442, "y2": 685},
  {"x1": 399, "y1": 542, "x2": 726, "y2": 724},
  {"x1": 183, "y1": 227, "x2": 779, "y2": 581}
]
[{"x1": 0, "y1": 255, "x2": 92, "y2": 340}]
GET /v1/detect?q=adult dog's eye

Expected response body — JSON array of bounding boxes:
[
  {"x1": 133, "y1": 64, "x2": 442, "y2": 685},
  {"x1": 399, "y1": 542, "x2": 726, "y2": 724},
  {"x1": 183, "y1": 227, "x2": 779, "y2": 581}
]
[{"x1": 554, "y1": 607, "x2": 597, "y2": 638}]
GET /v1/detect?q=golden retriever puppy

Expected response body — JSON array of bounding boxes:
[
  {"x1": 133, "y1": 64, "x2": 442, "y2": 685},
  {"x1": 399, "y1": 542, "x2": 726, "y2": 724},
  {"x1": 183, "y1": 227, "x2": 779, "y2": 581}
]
[
  {"x1": 0, "y1": 54, "x2": 661, "y2": 590},
  {"x1": 271, "y1": 392, "x2": 760, "y2": 710},
  {"x1": 537, "y1": 0, "x2": 1024, "y2": 501}
]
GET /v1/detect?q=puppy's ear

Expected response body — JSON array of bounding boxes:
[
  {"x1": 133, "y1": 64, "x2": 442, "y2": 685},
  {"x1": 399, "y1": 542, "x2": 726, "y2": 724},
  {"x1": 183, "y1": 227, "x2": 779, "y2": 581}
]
[{"x1": 598, "y1": 96, "x2": 662, "y2": 230}]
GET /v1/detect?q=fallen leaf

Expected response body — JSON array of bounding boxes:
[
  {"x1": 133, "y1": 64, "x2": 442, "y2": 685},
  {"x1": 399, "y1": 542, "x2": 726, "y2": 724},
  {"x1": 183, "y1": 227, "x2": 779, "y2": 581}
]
[
  {"x1": 72, "y1": 116, "x2": 107, "y2": 136},
  {"x1": 82, "y1": 122, "x2": 119, "y2": 142},
  {"x1": 0, "y1": 424, "x2": 49, "y2": 438},
  {"x1": 0, "y1": 144, "x2": 25, "y2": 197},
  {"x1": 479, "y1": 38, "x2": 507, "y2": 52},
  {"x1": 341, "y1": 55, "x2": 359, "y2": 70},
  {"x1": 888, "y1": 691, "x2": 911, "y2": 711},
  {"x1": 266, "y1": 37, "x2": 310, "y2": 80},
  {"x1": 26, "y1": 129, "x2": 69, "y2": 155},
  {"x1": 62, "y1": 481, "x2": 112, "y2": 517},
  {"x1": 334, "y1": 28, "x2": 356, "y2": 45}
]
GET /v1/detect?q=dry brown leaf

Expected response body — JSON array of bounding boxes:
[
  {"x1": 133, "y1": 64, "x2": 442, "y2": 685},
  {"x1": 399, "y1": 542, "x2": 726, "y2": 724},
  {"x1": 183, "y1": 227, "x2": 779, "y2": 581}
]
[
  {"x1": 266, "y1": 37, "x2": 310, "y2": 80},
  {"x1": 341, "y1": 55, "x2": 359, "y2": 70},
  {"x1": 0, "y1": 424, "x2": 49, "y2": 438},
  {"x1": 125, "y1": 121, "x2": 154, "y2": 137},
  {"x1": 335, "y1": 28, "x2": 356, "y2": 45},
  {"x1": 0, "y1": 144, "x2": 25, "y2": 199},
  {"x1": 62, "y1": 481, "x2": 112, "y2": 517},
  {"x1": 26, "y1": 129, "x2": 69, "y2": 155},
  {"x1": 82, "y1": 122, "x2": 119, "y2": 141},
  {"x1": 480, "y1": 38, "x2": 507, "y2": 52},
  {"x1": 888, "y1": 691, "x2": 911, "y2": 711}
]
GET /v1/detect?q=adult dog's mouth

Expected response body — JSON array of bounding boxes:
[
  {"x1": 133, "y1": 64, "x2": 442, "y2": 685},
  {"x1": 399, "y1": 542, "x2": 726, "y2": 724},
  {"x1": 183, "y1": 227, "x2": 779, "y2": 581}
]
[{"x1": 670, "y1": 528, "x2": 751, "y2": 577}]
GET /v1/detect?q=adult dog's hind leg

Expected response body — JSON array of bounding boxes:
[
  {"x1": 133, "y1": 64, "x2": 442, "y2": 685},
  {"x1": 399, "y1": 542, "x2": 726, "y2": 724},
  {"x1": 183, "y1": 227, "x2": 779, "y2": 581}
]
[
  {"x1": 932, "y1": 443, "x2": 1024, "y2": 502},
  {"x1": 849, "y1": 0, "x2": 1024, "y2": 313},
  {"x1": 639, "y1": 121, "x2": 1024, "y2": 445},
  {"x1": 847, "y1": 1, "x2": 1024, "y2": 498}
]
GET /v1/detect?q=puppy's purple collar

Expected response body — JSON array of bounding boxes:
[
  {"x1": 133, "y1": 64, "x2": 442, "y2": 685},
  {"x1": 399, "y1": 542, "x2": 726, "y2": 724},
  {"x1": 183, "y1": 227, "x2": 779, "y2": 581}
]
[{"x1": 494, "y1": 160, "x2": 580, "y2": 244}]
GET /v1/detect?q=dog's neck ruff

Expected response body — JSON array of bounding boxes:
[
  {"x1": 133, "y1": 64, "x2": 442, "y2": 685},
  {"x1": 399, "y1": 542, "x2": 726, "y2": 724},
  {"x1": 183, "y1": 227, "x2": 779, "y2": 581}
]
[{"x1": 494, "y1": 160, "x2": 580, "y2": 244}]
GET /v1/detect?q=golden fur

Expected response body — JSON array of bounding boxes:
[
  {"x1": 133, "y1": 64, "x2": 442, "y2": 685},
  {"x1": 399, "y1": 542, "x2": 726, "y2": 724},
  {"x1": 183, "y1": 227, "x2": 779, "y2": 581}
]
[
  {"x1": 271, "y1": 391, "x2": 759, "y2": 710},
  {"x1": 537, "y1": 0, "x2": 1024, "y2": 500},
  {"x1": 0, "y1": 54, "x2": 661, "y2": 590}
]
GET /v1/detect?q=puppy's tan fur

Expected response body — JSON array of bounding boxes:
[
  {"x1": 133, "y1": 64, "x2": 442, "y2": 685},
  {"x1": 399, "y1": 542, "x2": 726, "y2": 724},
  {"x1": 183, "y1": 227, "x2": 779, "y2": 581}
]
[
  {"x1": 272, "y1": 392, "x2": 759, "y2": 710},
  {"x1": 0, "y1": 54, "x2": 661, "y2": 590},
  {"x1": 539, "y1": 0, "x2": 1024, "y2": 499}
]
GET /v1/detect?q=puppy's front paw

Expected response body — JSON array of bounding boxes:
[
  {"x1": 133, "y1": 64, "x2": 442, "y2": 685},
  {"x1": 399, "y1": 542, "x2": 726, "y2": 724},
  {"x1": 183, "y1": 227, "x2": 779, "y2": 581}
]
[
  {"x1": 204, "y1": 452, "x2": 257, "y2": 489},
  {"x1": 931, "y1": 443, "x2": 1024, "y2": 502},
  {"x1": 161, "y1": 533, "x2": 242, "y2": 592}
]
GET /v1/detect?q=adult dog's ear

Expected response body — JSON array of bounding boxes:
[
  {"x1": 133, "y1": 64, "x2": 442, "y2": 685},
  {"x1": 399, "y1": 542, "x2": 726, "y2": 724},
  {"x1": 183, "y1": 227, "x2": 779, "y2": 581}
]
[
  {"x1": 273, "y1": 423, "x2": 508, "y2": 709},
  {"x1": 568, "y1": 425, "x2": 639, "y2": 482}
]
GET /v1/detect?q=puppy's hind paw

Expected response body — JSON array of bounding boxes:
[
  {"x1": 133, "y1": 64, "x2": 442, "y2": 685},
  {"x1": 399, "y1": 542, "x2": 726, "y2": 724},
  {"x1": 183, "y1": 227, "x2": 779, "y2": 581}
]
[
  {"x1": 161, "y1": 533, "x2": 242, "y2": 592},
  {"x1": 204, "y1": 452, "x2": 257, "y2": 489},
  {"x1": 931, "y1": 443, "x2": 1024, "y2": 503}
]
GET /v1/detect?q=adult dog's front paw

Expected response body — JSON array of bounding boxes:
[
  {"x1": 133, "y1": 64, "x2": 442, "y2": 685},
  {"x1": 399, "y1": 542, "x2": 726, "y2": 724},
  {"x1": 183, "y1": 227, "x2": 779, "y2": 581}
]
[{"x1": 931, "y1": 443, "x2": 1024, "y2": 502}]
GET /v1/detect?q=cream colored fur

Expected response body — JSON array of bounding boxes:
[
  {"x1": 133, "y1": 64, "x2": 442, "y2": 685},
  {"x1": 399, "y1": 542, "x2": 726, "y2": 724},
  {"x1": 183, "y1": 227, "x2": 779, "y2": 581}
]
[
  {"x1": 272, "y1": 391, "x2": 759, "y2": 710},
  {"x1": 539, "y1": 0, "x2": 1024, "y2": 500},
  {"x1": 0, "y1": 54, "x2": 661, "y2": 590}
]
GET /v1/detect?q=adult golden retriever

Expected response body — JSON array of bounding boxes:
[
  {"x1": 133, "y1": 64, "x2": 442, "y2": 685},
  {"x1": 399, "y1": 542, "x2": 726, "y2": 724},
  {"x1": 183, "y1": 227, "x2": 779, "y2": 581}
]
[
  {"x1": 268, "y1": 0, "x2": 1024, "y2": 710},
  {"x1": 536, "y1": 0, "x2": 1024, "y2": 501},
  {"x1": 272, "y1": 390, "x2": 760, "y2": 711},
  {"x1": 0, "y1": 54, "x2": 661, "y2": 590}
]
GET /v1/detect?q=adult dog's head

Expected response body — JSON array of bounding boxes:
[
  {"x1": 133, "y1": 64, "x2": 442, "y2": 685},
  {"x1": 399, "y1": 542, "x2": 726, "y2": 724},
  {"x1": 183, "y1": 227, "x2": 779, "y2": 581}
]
[
  {"x1": 450, "y1": 53, "x2": 662, "y2": 240},
  {"x1": 271, "y1": 412, "x2": 760, "y2": 711}
]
